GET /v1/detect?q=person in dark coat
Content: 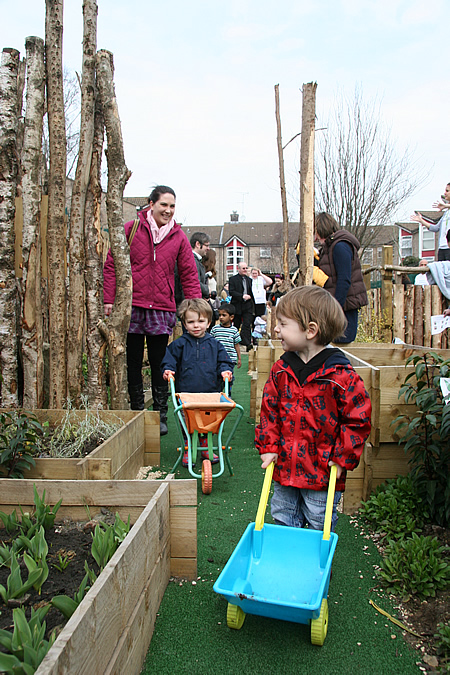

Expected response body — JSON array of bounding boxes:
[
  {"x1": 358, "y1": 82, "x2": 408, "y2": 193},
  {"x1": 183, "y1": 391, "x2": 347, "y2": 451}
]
[
  {"x1": 228, "y1": 262, "x2": 255, "y2": 349},
  {"x1": 315, "y1": 212, "x2": 368, "y2": 344}
]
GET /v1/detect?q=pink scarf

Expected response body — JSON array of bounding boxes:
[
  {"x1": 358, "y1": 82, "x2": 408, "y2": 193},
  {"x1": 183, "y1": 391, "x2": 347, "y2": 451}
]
[{"x1": 146, "y1": 208, "x2": 175, "y2": 244}]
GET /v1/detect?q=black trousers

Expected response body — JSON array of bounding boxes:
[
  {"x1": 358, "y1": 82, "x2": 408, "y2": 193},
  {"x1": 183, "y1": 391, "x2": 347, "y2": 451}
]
[
  {"x1": 438, "y1": 248, "x2": 450, "y2": 262},
  {"x1": 126, "y1": 333, "x2": 169, "y2": 389},
  {"x1": 234, "y1": 308, "x2": 253, "y2": 348}
]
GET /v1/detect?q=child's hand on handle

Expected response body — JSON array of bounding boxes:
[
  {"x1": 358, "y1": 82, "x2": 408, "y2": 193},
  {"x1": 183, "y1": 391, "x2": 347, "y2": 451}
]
[
  {"x1": 328, "y1": 460, "x2": 343, "y2": 479},
  {"x1": 261, "y1": 452, "x2": 278, "y2": 469},
  {"x1": 221, "y1": 370, "x2": 233, "y2": 380},
  {"x1": 163, "y1": 370, "x2": 175, "y2": 381}
]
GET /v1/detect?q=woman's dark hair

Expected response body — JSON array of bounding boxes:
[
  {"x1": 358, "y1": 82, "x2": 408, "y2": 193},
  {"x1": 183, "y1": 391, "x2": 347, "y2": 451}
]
[
  {"x1": 148, "y1": 185, "x2": 176, "y2": 204},
  {"x1": 202, "y1": 249, "x2": 216, "y2": 274},
  {"x1": 315, "y1": 212, "x2": 339, "y2": 240}
]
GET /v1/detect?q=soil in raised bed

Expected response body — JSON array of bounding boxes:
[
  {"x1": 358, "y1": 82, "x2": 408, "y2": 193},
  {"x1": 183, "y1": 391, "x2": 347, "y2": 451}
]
[{"x1": 0, "y1": 521, "x2": 101, "y2": 640}]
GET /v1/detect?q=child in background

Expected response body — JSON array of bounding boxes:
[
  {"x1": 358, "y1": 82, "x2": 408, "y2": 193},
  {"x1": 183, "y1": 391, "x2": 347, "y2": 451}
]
[
  {"x1": 210, "y1": 304, "x2": 242, "y2": 389},
  {"x1": 255, "y1": 286, "x2": 371, "y2": 533},
  {"x1": 251, "y1": 314, "x2": 267, "y2": 345},
  {"x1": 162, "y1": 298, "x2": 233, "y2": 465}
]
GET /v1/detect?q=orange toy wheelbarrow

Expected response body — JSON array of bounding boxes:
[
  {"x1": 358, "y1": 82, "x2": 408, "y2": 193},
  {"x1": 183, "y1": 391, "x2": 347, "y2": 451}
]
[{"x1": 168, "y1": 375, "x2": 244, "y2": 494}]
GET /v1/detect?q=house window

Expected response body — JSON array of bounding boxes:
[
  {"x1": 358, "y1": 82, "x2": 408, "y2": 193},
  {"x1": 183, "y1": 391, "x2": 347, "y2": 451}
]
[
  {"x1": 422, "y1": 228, "x2": 435, "y2": 251},
  {"x1": 401, "y1": 236, "x2": 413, "y2": 258},
  {"x1": 226, "y1": 247, "x2": 234, "y2": 265},
  {"x1": 260, "y1": 247, "x2": 271, "y2": 258}
]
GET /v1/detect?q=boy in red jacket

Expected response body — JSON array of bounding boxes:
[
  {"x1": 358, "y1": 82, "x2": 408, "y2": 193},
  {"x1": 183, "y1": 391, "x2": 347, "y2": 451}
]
[{"x1": 255, "y1": 286, "x2": 371, "y2": 532}]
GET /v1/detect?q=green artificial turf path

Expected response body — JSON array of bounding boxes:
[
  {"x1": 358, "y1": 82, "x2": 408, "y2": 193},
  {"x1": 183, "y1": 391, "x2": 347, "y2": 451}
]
[{"x1": 141, "y1": 354, "x2": 419, "y2": 675}]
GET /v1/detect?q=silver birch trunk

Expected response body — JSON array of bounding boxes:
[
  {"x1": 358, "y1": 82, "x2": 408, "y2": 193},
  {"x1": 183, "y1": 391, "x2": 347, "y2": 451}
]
[
  {"x1": 21, "y1": 36, "x2": 46, "y2": 409},
  {"x1": 45, "y1": 0, "x2": 67, "y2": 408},
  {"x1": 67, "y1": 0, "x2": 97, "y2": 404},
  {"x1": 298, "y1": 82, "x2": 316, "y2": 287},
  {"x1": 96, "y1": 49, "x2": 131, "y2": 410},
  {"x1": 0, "y1": 48, "x2": 20, "y2": 407},
  {"x1": 84, "y1": 72, "x2": 107, "y2": 407}
]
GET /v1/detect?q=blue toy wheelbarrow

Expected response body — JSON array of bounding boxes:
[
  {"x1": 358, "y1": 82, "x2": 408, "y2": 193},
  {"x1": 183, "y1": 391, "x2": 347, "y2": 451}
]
[{"x1": 213, "y1": 464, "x2": 338, "y2": 645}]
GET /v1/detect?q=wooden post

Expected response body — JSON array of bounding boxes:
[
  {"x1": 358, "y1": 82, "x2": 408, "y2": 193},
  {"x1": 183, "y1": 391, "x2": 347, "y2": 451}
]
[
  {"x1": 405, "y1": 286, "x2": 414, "y2": 345},
  {"x1": 298, "y1": 82, "x2": 316, "y2": 287},
  {"x1": 423, "y1": 285, "x2": 432, "y2": 347},
  {"x1": 392, "y1": 284, "x2": 405, "y2": 343},
  {"x1": 274, "y1": 84, "x2": 289, "y2": 280},
  {"x1": 431, "y1": 286, "x2": 442, "y2": 349},
  {"x1": 413, "y1": 286, "x2": 423, "y2": 346},
  {"x1": 0, "y1": 48, "x2": 21, "y2": 407},
  {"x1": 45, "y1": 0, "x2": 68, "y2": 407},
  {"x1": 67, "y1": 0, "x2": 98, "y2": 404},
  {"x1": 21, "y1": 36, "x2": 46, "y2": 409},
  {"x1": 381, "y1": 246, "x2": 393, "y2": 341}
]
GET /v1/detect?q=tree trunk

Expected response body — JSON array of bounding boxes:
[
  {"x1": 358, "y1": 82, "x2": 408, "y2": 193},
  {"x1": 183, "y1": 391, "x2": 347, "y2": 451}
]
[
  {"x1": 274, "y1": 84, "x2": 290, "y2": 281},
  {"x1": 21, "y1": 36, "x2": 46, "y2": 409},
  {"x1": 298, "y1": 82, "x2": 316, "y2": 287},
  {"x1": 67, "y1": 0, "x2": 98, "y2": 404},
  {"x1": 15, "y1": 57, "x2": 27, "y2": 194},
  {"x1": 0, "y1": 48, "x2": 21, "y2": 407},
  {"x1": 84, "y1": 77, "x2": 107, "y2": 407},
  {"x1": 45, "y1": 0, "x2": 67, "y2": 408},
  {"x1": 96, "y1": 49, "x2": 131, "y2": 410}
]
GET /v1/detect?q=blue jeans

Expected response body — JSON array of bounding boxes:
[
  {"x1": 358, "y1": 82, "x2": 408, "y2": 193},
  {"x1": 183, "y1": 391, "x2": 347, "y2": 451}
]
[{"x1": 271, "y1": 482, "x2": 341, "y2": 531}]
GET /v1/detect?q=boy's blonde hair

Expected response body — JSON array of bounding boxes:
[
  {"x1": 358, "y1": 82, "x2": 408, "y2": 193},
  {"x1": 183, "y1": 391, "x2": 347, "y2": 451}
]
[
  {"x1": 178, "y1": 298, "x2": 212, "y2": 324},
  {"x1": 276, "y1": 286, "x2": 347, "y2": 345}
]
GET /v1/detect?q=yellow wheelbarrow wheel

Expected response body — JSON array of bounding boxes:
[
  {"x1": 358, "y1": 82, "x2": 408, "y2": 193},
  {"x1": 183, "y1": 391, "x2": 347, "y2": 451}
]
[
  {"x1": 311, "y1": 599, "x2": 328, "y2": 645},
  {"x1": 227, "y1": 603, "x2": 246, "y2": 629}
]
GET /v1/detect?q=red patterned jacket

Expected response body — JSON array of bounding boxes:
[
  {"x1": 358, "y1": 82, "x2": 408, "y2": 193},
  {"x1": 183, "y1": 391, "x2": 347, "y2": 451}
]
[{"x1": 255, "y1": 348, "x2": 371, "y2": 492}]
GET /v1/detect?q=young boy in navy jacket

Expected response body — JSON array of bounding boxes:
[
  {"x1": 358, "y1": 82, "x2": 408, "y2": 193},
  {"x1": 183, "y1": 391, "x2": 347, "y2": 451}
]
[
  {"x1": 162, "y1": 298, "x2": 233, "y2": 465},
  {"x1": 255, "y1": 286, "x2": 371, "y2": 532}
]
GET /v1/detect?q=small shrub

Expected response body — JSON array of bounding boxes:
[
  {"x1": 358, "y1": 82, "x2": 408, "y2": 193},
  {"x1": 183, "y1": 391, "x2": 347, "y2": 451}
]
[
  {"x1": 0, "y1": 412, "x2": 43, "y2": 478},
  {"x1": 435, "y1": 622, "x2": 450, "y2": 673},
  {"x1": 356, "y1": 307, "x2": 390, "y2": 343},
  {"x1": 359, "y1": 475, "x2": 426, "y2": 540},
  {"x1": 378, "y1": 532, "x2": 449, "y2": 599},
  {"x1": 392, "y1": 352, "x2": 450, "y2": 527}
]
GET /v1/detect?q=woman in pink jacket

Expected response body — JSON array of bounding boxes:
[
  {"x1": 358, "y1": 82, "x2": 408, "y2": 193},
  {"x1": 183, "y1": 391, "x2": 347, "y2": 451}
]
[{"x1": 103, "y1": 186, "x2": 201, "y2": 434}]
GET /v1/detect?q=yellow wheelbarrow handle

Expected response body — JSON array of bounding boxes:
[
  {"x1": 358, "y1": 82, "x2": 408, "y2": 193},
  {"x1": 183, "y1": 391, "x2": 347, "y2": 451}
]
[
  {"x1": 255, "y1": 462, "x2": 274, "y2": 531},
  {"x1": 323, "y1": 464, "x2": 337, "y2": 541}
]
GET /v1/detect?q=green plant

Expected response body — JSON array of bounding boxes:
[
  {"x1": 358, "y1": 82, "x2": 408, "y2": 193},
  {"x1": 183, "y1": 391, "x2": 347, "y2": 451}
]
[
  {"x1": 378, "y1": 532, "x2": 449, "y2": 599},
  {"x1": 392, "y1": 352, "x2": 450, "y2": 527},
  {"x1": 0, "y1": 552, "x2": 44, "y2": 604},
  {"x1": 359, "y1": 475, "x2": 427, "y2": 540},
  {"x1": 29, "y1": 485, "x2": 62, "y2": 531},
  {"x1": 0, "y1": 606, "x2": 55, "y2": 674},
  {"x1": 0, "y1": 509, "x2": 20, "y2": 535},
  {"x1": 91, "y1": 522, "x2": 118, "y2": 571},
  {"x1": 52, "y1": 552, "x2": 70, "y2": 572},
  {"x1": 20, "y1": 528, "x2": 49, "y2": 594},
  {"x1": 51, "y1": 568, "x2": 93, "y2": 620},
  {"x1": 435, "y1": 622, "x2": 450, "y2": 672},
  {"x1": 112, "y1": 512, "x2": 131, "y2": 545},
  {"x1": 0, "y1": 412, "x2": 43, "y2": 478},
  {"x1": 38, "y1": 397, "x2": 124, "y2": 459}
]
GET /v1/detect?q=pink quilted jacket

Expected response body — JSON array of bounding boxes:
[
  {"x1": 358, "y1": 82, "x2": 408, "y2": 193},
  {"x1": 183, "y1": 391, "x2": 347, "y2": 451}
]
[{"x1": 103, "y1": 212, "x2": 201, "y2": 310}]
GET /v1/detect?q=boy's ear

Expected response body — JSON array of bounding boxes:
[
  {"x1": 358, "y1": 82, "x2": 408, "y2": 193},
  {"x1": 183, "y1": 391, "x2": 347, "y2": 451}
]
[{"x1": 307, "y1": 321, "x2": 319, "y2": 339}]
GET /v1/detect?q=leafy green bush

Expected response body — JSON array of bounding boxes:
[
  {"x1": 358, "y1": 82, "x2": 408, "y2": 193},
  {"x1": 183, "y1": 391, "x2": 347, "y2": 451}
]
[
  {"x1": 0, "y1": 412, "x2": 43, "y2": 478},
  {"x1": 359, "y1": 475, "x2": 426, "y2": 540},
  {"x1": 392, "y1": 352, "x2": 450, "y2": 527},
  {"x1": 0, "y1": 606, "x2": 55, "y2": 674},
  {"x1": 378, "y1": 532, "x2": 449, "y2": 599},
  {"x1": 435, "y1": 622, "x2": 450, "y2": 673}
]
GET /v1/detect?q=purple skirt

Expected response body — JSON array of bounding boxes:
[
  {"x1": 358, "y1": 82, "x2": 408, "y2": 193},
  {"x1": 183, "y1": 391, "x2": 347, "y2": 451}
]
[{"x1": 128, "y1": 306, "x2": 176, "y2": 336}]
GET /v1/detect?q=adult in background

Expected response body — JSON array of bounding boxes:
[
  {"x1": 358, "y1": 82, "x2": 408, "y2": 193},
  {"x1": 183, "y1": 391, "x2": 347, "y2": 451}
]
[
  {"x1": 228, "y1": 262, "x2": 255, "y2": 350},
  {"x1": 410, "y1": 182, "x2": 450, "y2": 261},
  {"x1": 202, "y1": 248, "x2": 217, "y2": 296},
  {"x1": 103, "y1": 186, "x2": 200, "y2": 434},
  {"x1": 250, "y1": 267, "x2": 272, "y2": 316},
  {"x1": 175, "y1": 231, "x2": 210, "y2": 305},
  {"x1": 315, "y1": 211, "x2": 368, "y2": 344},
  {"x1": 267, "y1": 273, "x2": 291, "y2": 307}
]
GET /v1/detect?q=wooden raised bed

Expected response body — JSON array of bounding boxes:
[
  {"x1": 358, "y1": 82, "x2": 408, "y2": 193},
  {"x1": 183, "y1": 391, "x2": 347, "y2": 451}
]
[
  {"x1": 4, "y1": 409, "x2": 160, "y2": 480},
  {"x1": 249, "y1": 341, "x2": 450, "y2": 513},
  {"x1": 0, "y1": 477, "x2": 197, "y2": 675}
]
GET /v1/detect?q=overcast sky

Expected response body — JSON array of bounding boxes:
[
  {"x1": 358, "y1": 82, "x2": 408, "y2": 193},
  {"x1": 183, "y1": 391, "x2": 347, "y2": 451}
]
[{"x1": 1, "y1": 0, "x2": 448, "y2": 227}]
